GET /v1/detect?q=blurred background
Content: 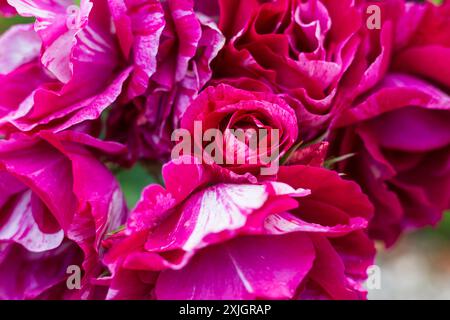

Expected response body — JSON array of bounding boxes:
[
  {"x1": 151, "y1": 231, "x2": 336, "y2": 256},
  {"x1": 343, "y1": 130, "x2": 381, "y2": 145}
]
[
  {"x1": 1, "y1": 6, "x2": 449, "y2": 300},
  {"x1": 368, "y1": 213, "x2": 450, "y2": 300}
]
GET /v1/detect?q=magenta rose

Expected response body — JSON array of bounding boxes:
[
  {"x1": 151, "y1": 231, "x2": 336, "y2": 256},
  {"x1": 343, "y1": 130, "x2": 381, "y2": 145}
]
[
  {"x1": 331, "y1": 74, "x2": 450, "y2": 246},
  {"x1": 392, "y1": 0, "x2": 450, "y2": 90},
  {"x1": 106, "y1": 0, "x2": 225, "y2": 163},
  {"x1": 102, "y1": 158, "x2": 374, "y2": 300},
  {"x1": 0, "y1": 131, "x2": 127, "y2": 299},
  {"x1": 0, "y1": 0, "x2": 131, "y2": 135},
  {"x1": 211, "y1": 0, "x2": 400, "y2": 140},
  {"x1": 329, "y1": 1, "x2": 450, "y2": 246},
  {"x1": 176, "y1": 84, "x2": 298, "y2": 176}
]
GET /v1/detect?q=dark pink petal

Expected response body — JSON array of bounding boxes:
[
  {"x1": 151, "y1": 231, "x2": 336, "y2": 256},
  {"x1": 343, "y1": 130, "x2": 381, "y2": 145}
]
[
  {"x1": 277, "y1": 165, "x2": 374, "y2": 223},
  {"x1": 0, "y1": 0, "x2": 15, "y2": 15},
  {"x1": 305, "y1": 236, "x2": 366, "y2": 300},
  {"x1": 336, "y1": 74, "x2": 450, "y2": 128},
  {"x1": 155, "y1": 233, "x2": 315, "y2": 300},
  {"x1": 0, "y1": 241, "x2": 82, "y2": 300}
]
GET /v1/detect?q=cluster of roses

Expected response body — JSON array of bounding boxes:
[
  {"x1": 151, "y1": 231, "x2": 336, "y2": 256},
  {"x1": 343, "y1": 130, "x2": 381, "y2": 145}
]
[{"x1": 0, "y1": 0, "x2": 448, "y2": 300}]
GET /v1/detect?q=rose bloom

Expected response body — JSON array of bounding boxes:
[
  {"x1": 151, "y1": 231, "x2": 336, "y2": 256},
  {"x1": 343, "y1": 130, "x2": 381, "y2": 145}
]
[
  {"x1": 329, "y1": 1, "x2": 450, "y2": 246},
  {"x1": 102, "y1": 157, "x2": 374, "y2": 300},
  {"x1": 176, "y1": 84, "x2": 298, "y2": 176},
  {"x1": 210, "y1": 0, "x2": 401, "y2": 140},
  {"x1": 0, "y1": 131, "x2": 127, "y2": 299},
  {"x1": 0, "y1": 0, "x2": 132, "y2": 135},
  {"x1": 332, "y1": 74, "x2": 450, "y2": 246},
  {"x1": 106, "y1": 0, "x2": 225, "y2": 164},
  {"x1": 392, "y1": 0, "x2": 450, "y2": 90}
]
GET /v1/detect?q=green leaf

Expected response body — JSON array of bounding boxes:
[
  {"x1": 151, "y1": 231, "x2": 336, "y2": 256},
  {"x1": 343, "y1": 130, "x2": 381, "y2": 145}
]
[
  {"x1": 106, "y1": 224, "x2": 126, "y2": 237},
  {"x1": 280, "y1": 131, "x2": 330, "y2": 165},
  {"x1": 431, "y1": 0, "x2": 443, "y2": 5},
  {"x1": 116, "y1": 163, "x2": 159, "y2": 208},
  {"x1": 0, "y1": 16, "x2": 35, "y2": 33},
  {"x1": 412, "y1": 210, "x2": 450, "y2": 243},
  {"x1": 323, "y1": 153, "x2": 356, "y2": 169},
  {"x1": 280, "y1": 140, "x2": 304, "y2": 165}
]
